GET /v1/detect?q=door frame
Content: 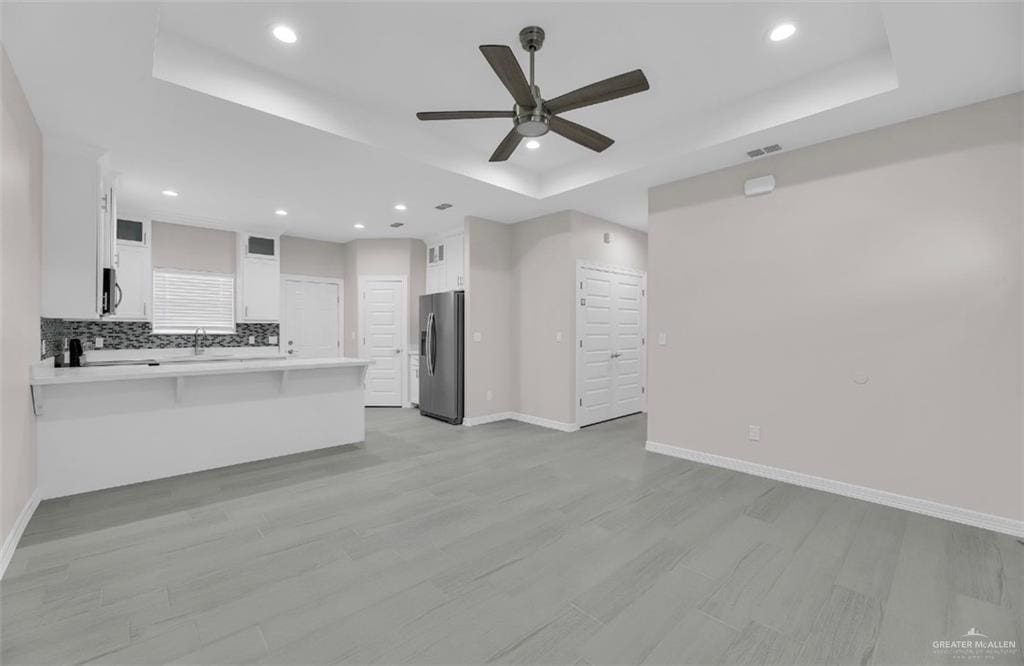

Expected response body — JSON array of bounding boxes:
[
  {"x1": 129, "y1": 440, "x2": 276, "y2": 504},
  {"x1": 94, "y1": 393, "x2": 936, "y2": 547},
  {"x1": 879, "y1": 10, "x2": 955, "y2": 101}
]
[
  {"x1": 358, "y1": 274, "x2": 409, "y2": 407},
  {"x1": 575, "y1": 261, "x2": 648, "y2": 428},
  {"x1": 280, "y1": 274, "x2": 344, "y2": 358}
]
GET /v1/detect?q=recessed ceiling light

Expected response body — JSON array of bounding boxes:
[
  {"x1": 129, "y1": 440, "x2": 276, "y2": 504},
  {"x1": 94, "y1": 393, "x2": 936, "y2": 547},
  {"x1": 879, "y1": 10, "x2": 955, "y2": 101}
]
[
  {"x1": 525, "y1": 140, "x2": 540, "y2": 150},
  {"x1": 272, "y1": 25, "x2": 298, "y2": 44},
  {"x1": 161, "y1": 189, "x2": 179, "y2": 197},
  {"x1": 353, "y1": 223, "x2": 365, "y2": 229},
  {"x1": 769, "y1": 22, "x2": 796, "y2": 42},
  {"x1": 393, "y1": 203, "x2": 407, "y2": 211},
  {"x1": 274, "y1": 209, "x2": 288, "y2": 216}
]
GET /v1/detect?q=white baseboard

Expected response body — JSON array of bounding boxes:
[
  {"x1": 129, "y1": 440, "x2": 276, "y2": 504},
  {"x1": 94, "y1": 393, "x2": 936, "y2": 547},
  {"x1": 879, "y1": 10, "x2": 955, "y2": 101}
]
[
  {"x1": 463, "y1": 412, "x2": 579, "y2": 433},
  {"x1": 1, "y1": 489, "x2": 40, "y2": 580},
  {"x1": 646, "y1": 440, "x2": 1024, "y2": 538},
  {"x1": 463, "y1": 412, "x2": 515, "y2": 427},
  {"x1": 510, "y1": 413, "x2": 579, "y2": 433}
]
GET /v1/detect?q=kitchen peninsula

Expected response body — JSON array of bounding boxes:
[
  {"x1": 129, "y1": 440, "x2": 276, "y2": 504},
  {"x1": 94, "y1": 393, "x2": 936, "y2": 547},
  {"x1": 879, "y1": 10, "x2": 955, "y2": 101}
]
[{"x1": 30, "y1": 354, "x2": 371, "y2": 498}]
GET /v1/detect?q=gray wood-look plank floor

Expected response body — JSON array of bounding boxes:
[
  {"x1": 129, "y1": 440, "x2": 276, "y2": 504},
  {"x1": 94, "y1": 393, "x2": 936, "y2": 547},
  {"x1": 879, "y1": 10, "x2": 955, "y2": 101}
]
[{"x1": 2, "y1": 409, "x2": 1022, "y2": 665}]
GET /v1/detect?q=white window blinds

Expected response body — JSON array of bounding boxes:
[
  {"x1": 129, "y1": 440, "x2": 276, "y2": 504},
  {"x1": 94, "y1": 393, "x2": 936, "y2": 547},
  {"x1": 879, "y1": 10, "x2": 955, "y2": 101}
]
[{"x1": 152, "y1": 269, "x2": 235, "y2": 335}]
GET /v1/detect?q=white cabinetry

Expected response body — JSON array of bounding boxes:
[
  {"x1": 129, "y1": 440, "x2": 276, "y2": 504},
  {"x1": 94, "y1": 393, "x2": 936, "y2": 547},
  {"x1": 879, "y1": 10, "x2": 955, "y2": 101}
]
[
  {"x1": 424, "y1": 230, "x2": 465, "y2": 294},
  {"x1": 237, "y1": 233, "x2": 281, "y2": 322},
  {"x1": 409, "y1": 353, "x2": 420, "y2": 406},
  {"x1": 42, "y1": 146, "x2": 111, "y2": 320},
  {"x1": 110, "y1": 217, "x2": 151, "y2": 321}
]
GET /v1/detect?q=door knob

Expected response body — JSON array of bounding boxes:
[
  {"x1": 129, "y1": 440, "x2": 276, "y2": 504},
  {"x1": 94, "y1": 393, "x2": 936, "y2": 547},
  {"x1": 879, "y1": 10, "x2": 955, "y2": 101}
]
[
  {"x1": 611, "y1": 352, "x2": 622, "y2": 358},
  {"x1": 287, "y1": 349, "x2": 294, "y2": 355},
  {"x1": 288, "y1": 340, "x2": 293, "y2": 345},
  {"x1": 395, "y1": 348, "x2": 402, "y2": 354}
]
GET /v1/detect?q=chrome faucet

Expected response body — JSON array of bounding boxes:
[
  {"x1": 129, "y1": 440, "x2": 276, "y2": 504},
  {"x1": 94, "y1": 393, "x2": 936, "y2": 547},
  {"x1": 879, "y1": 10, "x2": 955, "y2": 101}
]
[{"x1": 193, "y1": 327, "x2": 208, "y2": 355}]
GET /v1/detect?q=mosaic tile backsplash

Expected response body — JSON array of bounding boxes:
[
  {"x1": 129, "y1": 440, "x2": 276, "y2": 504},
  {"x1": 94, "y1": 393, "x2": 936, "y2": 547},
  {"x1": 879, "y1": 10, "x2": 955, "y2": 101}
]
[{"x1": 41, "y1": 318, "x2": 279, "y2": 360}]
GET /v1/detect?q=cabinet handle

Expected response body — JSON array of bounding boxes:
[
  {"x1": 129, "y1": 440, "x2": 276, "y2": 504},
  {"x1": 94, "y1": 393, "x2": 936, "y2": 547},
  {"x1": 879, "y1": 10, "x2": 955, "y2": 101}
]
[
  {"x1": 245, "y1": 305, "x2": 249, "y2": 318},
  {"x1": 143, "y1": 302, "x2": 147, "y2": 317}
]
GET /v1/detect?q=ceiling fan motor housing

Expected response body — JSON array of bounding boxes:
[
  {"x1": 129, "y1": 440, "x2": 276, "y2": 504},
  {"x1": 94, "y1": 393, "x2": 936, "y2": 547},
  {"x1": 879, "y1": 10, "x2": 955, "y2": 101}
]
[
  {"x1": 519, "y1": 26, "x2": 545, "y2": 52},
  {"x1": 514, "y1": 89, "x2": 549, "y2": 137}
]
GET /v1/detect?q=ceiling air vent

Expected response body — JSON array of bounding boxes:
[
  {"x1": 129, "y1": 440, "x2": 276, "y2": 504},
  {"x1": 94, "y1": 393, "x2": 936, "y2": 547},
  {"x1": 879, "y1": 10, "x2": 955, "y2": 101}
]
[
  {"x1": 390, "y1": 222, "x2": 405, "y2": 228},
  {"x1": 747, "y1": 143, "x2": 782, "y2": 159},
  {"x1": 434, "y1": 203, "x2": 453, "y2": 211}
]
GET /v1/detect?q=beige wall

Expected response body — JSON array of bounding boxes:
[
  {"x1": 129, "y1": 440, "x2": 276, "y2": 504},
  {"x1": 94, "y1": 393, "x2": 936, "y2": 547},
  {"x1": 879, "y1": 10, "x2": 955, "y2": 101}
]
[
  {"x1": 151, "y1": 222, "x2": 235, "y2": 274},
  {"x1": 648, "y1": 93, "x2": 1023, "y2": 521},
  {"x1": 464, "y1": 211, "x2": 648, "y2": 424},
  {"x1": 465, "y1": 217, "x2": 514, "y2": 418},
  {"x1": 1, "y1": 46, "x2": 42, "y2": 552},
  {"x1": 280, "y1": 235, "x2": 344, "y2": 279},
  {"x1": 340, "y1": 238, "x2": 426, "y2": 356},
  {"x1": 512, "y1": 212, "x2": 574, "y2": 423}
]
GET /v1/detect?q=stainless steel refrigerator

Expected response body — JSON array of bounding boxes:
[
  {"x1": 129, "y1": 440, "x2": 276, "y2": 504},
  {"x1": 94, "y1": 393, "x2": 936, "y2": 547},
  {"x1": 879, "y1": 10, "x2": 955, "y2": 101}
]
[{"x1": 419, "y1": 290, "x2": 464, "y2": 424}]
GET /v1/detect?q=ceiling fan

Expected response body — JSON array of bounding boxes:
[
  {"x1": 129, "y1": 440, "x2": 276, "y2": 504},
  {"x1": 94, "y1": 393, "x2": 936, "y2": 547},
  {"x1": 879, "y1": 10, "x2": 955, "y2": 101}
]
[{"x1": 416, "y1": 26, "x2": 650, "y2": 162}]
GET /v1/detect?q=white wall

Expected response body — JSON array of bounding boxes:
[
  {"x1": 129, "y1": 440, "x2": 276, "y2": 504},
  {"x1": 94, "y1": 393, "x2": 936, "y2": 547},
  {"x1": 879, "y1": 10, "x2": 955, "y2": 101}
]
[
  {"x1": 648, "y1": 93, "x2": 1023, "y2": 521},
  {"x1": 1, "y1": 45, "x2": 42, "y2": 560}
]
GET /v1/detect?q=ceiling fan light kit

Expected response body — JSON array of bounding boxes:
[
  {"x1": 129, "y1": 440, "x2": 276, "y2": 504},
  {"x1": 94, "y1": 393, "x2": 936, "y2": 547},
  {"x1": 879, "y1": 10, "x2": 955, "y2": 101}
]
[{"x1": 416, "y1": 25, "x2": 650, "y2": 162}]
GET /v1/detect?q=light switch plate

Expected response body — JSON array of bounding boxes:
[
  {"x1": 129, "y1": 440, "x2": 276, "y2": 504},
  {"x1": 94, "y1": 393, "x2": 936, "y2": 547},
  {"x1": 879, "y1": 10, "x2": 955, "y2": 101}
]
[
  {"x1": 657, "y1": 333, "x2": 667, "y2": 345},
  {"x1": 95, "y1": 337, "x2": 104, "y2": 349},
  {"x1": 555, "y1": 331, "x2": 563, "y2": 342},
  {"x1": 748, "y1": 425, "x2": 761, "y2": 442},
  {"x1": 473, "y1": 331, "x2": 482, "y2": 343}
]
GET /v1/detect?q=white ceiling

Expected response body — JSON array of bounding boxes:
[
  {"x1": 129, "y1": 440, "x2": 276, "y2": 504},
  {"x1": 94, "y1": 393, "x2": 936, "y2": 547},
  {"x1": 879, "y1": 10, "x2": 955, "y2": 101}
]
[{"x1": 2, "y1": 2, "x2": 1020, "y2": 242}]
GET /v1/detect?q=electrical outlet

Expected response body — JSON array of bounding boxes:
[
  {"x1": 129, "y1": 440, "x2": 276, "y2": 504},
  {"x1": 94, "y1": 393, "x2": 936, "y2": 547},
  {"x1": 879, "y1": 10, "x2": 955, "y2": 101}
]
[
  {"x1": 41, "y1": 340, "x2": 47, "y2": 357},
  {"x1": 473, "y1": 331, "x2": 482, "y2": 343},
  {"x1": 486, "y1": 390, "x2": 493, "y2": 401},
  {"x1": 748, "y1": 425, "x2": 761, "y2": 442},
  {"x1": 248, "y1": 335, "x2": 256, "y2": 345},
  {"x1": 555, "y1": 331, "x2": 562, "y2": 342},
  {"x1": 95, "y1": 337, "x2": 104, "y2": 349},
  {"x1": 269, "y1": 335, "x2": 278, "y2": 345}
]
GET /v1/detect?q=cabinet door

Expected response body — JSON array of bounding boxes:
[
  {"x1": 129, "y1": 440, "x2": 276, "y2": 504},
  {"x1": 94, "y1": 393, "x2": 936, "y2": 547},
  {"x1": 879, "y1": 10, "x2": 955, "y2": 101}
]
[
  {"x1": 113, "y1": 244, "x2": 150, "y2": 320},
  {"x1": 426, "y1": 263, "x2": 444, "y2": 294},
  {"x1": 242, "y1": 258, "x2": 280, "y2": 321},
  {"x1": 444, "y1": 233, "x2": 464, "y2": 290}
]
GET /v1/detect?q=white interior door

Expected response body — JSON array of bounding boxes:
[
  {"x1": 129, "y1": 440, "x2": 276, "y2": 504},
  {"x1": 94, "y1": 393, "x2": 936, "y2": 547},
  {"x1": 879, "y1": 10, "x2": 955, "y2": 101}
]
[
  {"x1": 282, "y1": 277, "x2": 341, "y2": 358},
  {"x1": 577, "y1": 264, "x2": 646, "y2": 427},
  {"x1": 360, "y1": 277, "x2": 406, "y2": 406}
]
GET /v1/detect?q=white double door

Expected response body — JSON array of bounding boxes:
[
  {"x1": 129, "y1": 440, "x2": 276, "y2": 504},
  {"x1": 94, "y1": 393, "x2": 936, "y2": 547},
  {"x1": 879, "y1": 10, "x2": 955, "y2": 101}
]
[
  {"x1": 577, "y1": 265, "x2": 646, "y2": 427},
  {"x1": 282, "y1": 277, "x2": 341, "y2": 358},
  {"x1": 359, "y1": 276, "x2": 406, "y2": 407}
]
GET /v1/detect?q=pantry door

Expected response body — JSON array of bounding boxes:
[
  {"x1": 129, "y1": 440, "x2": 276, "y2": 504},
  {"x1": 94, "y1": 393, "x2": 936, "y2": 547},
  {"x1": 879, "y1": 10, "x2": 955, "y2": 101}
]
[
  {"x1": 359, "y1": 276, "x2": 407, "y2": 406},
  {"x1": 576, "y1": 263, "x2": 646, "y2": 427}
]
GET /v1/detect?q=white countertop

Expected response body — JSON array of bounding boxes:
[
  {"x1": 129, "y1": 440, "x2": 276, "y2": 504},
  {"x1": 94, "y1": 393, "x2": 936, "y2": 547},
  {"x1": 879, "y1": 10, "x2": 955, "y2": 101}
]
[{"x1": 31, "y1": 355, "x2": 372, "y2": 387}]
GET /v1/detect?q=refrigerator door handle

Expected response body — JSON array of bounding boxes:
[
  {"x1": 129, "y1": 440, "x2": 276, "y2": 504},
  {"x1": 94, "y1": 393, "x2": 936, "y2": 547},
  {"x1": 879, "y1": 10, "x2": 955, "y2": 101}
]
[
  {"x1": 426, "y1": 312, "x2": 435, "y2": 376},
  {"x1": 430, "y1": 312, "x2": 438, "y2": 377}
]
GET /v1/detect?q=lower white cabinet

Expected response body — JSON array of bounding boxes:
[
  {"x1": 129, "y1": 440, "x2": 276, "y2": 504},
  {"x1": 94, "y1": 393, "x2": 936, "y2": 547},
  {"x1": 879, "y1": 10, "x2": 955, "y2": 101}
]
[
  {"x1": 409, "y1": 353, "x2": 420, "y2": 406},
  {"x1": 112, "y1": 243, "x2": 151, "y2": 321}
]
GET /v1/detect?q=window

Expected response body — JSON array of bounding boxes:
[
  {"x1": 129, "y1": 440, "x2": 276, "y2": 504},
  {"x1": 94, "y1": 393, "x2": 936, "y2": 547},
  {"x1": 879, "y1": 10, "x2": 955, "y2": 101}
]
[
  {"x1": 116, "y1": 218, "x2": 144, "y2": 243},
  {"x1": 152, "y1": 269, "x2": 235, "y2": 334},
  {"x1": 247, "y1": 235, "x2": 276, "y2": 257}
]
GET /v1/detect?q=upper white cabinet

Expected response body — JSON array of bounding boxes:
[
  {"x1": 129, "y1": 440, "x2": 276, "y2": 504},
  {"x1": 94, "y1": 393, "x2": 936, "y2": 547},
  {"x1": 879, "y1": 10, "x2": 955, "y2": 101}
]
[
  {"x1": 424, "y1": 230, "x2": 464, "y2": 294},
  {"x1": 444, "y1": 232, "x2": 464, "y2": 290},
  {"x1": 110, "y1": 217, "x2": 151, "y2": 321},
  {"x1": 42, "y1": 146, "x2": 110, "y2": 320},
  {"x1": 237, "y1": 233, "x2": 280, "y2": 322}
]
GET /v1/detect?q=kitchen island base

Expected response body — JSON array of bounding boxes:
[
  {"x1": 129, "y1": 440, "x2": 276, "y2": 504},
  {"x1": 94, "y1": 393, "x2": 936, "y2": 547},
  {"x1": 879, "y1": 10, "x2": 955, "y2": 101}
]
[{"x1": 32, "y1": 359, "x2": 370, "y2": 499}]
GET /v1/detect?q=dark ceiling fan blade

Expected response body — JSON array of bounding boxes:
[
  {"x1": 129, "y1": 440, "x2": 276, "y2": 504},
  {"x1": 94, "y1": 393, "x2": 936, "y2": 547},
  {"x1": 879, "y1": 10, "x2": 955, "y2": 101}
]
[
  {"x1": 479, "y1": 45, "x2": 535, "y2": 108},
  {"x1": 549, "y1": 116, "x2": 614, "y2": 153},
  {"x1": 489, "y1": 127, "x2": 523, "y2": 162},
  {"x1": 416, "y1": 111, "x2": 516, "y2": 120},
  {"x1": 544, "y1": 69, "x2": 650, "y2": 115}
]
